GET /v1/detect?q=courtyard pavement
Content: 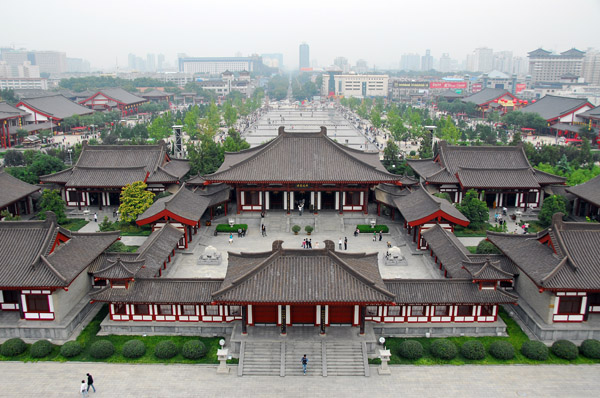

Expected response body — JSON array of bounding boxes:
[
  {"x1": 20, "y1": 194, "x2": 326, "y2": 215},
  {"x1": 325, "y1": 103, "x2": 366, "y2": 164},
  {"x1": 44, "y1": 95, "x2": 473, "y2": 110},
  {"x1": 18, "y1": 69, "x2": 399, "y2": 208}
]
[{"x1": 0, "y1": 361, "x2": 598, "y2": 397}]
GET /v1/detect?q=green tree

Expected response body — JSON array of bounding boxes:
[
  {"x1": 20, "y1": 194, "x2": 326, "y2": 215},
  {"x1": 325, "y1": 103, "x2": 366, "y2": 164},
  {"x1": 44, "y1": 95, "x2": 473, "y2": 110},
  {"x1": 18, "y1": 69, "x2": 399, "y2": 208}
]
[
  {"x1": 370, "y1": 109, "x2": 382, "y2": 129},
  {"x1": 118, "y1": 181, "x2": 155, "y2": 223},
  {"x1": 223, "y1": 101, "x2": 238, "y2": 128},
  {"x1": 186, "y1": 134, "x2": 224, "y2": 176},
  {"x1": 38, "y1": 189, "x2": 67, "y2": 223},
  {"x1": 476, "y1": 240, "x2": 501, "y2": 254},
  {"x1": 3, "y1": 150, "x2": 25, "y2": 166},
  {"x1": 419, "y1": 131, "x2": 433, "y2": 159},
  {"x1": 510, "y1": 130, "x2": 523, "y2": 145},
  {"x1": 206, "y1": 102, "x2": 221, "y2": 133},
  {"x1": 439, "y1": 116, "x2": 461, "y2": 144},
  {"x1": 29, "y1": 153, "x2": 65, "y2": 177},
  {"x1": 456, "y1": 189, "x2": 488, "y2": 228},
  {"x1": 148, "y1": 114, "x2": 170, "y2": 141},
  {"x1": 0, "y1": 209, "x2": 21, "y2": 221},
  {"x1": 538, "y1": 195, "x2": 567, "y2": 227},
  {"x1": 6, "y1": 167, "x2": 38, "y2": 184},
  {"x1": 382, "y1": 140, "x2": 401, "y2": 173}
]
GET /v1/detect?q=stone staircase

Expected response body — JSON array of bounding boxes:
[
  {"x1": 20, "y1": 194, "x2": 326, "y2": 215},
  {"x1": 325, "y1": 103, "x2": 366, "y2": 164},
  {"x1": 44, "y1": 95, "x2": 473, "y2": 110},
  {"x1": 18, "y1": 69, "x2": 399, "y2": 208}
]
[
  {"x1": 284, "y1": 341, "x2": 323, "y2": 377},
  {"x1": 239, "y1": 341, "x2": 281, "y2": 376},
  {"x1": 238, "y1": 340, "x2": 368, "y2": 377},
  {"x1": 325, "y1": 341, "x2": 368, "y2": 376}
]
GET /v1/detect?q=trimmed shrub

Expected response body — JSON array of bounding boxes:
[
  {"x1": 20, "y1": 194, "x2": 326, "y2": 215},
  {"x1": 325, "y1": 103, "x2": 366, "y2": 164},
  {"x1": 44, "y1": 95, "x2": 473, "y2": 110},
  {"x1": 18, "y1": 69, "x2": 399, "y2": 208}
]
[
  {"x1": 60, "y1": 341, "x2": 83, "y2": 358},
  {"x1": 122, "y1": 339, "x2": 146, "y2": 359},
  {"x1": 0, "y1": 338, "x2": 27, "y2": 357},
  {"x1": 181, "y1": 340, "x2": 207, "y2": 360},
  {"x1": 397, "y1": 340, "x2": 424, "y2": 360},
  {"x1": 580, "y1": 339, "x2": 600, "y2": 359},
  {"x1": 460, "y1": 340, "x2": 486, "y2": 360},
  {"x1": 521, "y1": 340, "x2": 549, "y2": 361},
  {"x1": 216, "y1": 224, "x2": 248, "y2": 233},
  {"x1": 356, "y1": 225, "x2": 390, "y2": 234},
  {"x1": 89, "y1": 340, "x2": 115, "y2": 359},
  {"x1": 155, "y1": 340, "x2": 178, "y2": 359},
  {"x1": 304, "y1": 225, "x2": 314, "y2": 234},
  {"x1": 30, "y1": 340, "x2": 53, "y2": 358},
  {"x1": 291, "y1": 225, "x2": 301, "y2": 234},
  {"x1": 489, "y1": 341, "x2": 515, "y2": 360},
  {"x1": 430, "y1": 339, "x2": 458, "y2": 360},
  {"x1": 551, "y1": 340, "x2": 578, "y2": 360}
]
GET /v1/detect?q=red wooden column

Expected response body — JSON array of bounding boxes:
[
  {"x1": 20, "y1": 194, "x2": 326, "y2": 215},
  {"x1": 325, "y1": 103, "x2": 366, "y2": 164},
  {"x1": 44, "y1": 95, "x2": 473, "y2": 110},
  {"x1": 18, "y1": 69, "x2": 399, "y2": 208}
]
[
  {"x1": 363, "y1": 188, "x2": 368, "y2": 214},
  {"x1": 236, "y1": 188, "x2": 241, "y2": 214},
  {"x1": 338, "y1": 189, "x2": 343, "y2": 214}
]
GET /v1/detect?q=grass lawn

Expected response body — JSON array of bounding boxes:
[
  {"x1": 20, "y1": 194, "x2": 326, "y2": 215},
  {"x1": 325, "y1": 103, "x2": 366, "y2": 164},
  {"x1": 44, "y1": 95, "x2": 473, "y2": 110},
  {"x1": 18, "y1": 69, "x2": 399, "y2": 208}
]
[
  {"x1": 466, "y1": 246, "x2": 477, "y2": 254},
  {"x1": 454, "y1": 225, "x2": 488, "y2": 237},
  {"x1": 60, "y1": 218, "x2": 88, "y2": 231},
  {"x1": 383, "y1": 308, "x2": 600, "y2": 365},
  {"x1": 0, "y1": 305, "x2": 221, "y2": 364}
]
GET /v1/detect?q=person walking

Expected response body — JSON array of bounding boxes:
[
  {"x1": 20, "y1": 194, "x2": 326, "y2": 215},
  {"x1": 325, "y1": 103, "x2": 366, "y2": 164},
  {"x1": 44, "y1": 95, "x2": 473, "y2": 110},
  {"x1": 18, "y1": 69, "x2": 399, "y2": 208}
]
[
  {"x1": 308, "y1": 239, "x2": 312, "y2": 249},
  {"x1": 93, "y1": 213, "x2": 97, "y2": 222},
  {"x1": 344, "y1": 237, "x2": 348, "y2": 250},
  {"x1": 228, "y1": 233, "x2": 233, "y2": 244},
  {"x1": 80, "y1": 380, "x2": 88, "y2": 397},
  {"x1": 379, "y1": 231, "x2": 383, "y2": 241},
  {"x1": 338, "y1": 238, "x2": 343, "y2": 250},
  {"x1": 261, "y1": 224, "x2": 267, "y2": 237},
  {"x1": 302, "y1": 238, "x2": 306, "y2": 249},
  {"x1": 301, "y1": 354, "x2": 308, "y2": 375},
  {"x1": 373, "y1": 231, "x2": 377, "y2": 242},
  {"x1": 86, "y1": 373, "x2": 95, "y2": 393}
]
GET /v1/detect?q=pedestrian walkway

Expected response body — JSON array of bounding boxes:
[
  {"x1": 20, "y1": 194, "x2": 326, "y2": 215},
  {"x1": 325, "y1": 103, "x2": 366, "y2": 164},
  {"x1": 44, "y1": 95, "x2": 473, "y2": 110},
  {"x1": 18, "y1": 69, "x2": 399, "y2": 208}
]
[{"x1": 0, "y1": 362, "x2": 598, "y2": 397}]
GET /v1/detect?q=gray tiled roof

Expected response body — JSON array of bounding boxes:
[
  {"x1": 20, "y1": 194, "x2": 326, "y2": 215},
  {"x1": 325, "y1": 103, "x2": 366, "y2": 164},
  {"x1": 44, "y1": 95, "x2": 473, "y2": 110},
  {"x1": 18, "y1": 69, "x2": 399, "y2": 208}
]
[
  {"x1": 487, "y1": 214, "x2": 600, "y2": 290},
  {"x1": 135, "y1": 223, "x2": 184, "y2": 277},
  {"x1": 520, "y1": 95, "x2": 591, "y2": 121},
  {"x1": 204, "y1": 127, "x2": 402, "y2": 184},
  {"x1": 566, "y1": 174, "x2": 600, "y2": 207},
  {"x1": 19, "y1": 95, "x2": 94, "y2": 119},
  {"x1": 0, "y1": 171, "x2": 40, "y2": 209},
  {"x1": 40, "y1": 141, "x2": 189, "y2": 188},
  {"x1": 137, "y1": 184, "x2": 211, "y2": 224},
  {"x1": 461, "y1": 258, "x2": 514, "y2": 280},
  {"x1": 410, "y1": 142, "x2": 563, "y2": 187},
  {"x1": 212, "y1": 240, "x2": 395, "y2": 304},
  {"x1": 93, "y1": 257, "x2": 145, "y2": 279},
  {"x1": 462, "y1": 88, "x2": 512, "y2": 106},
  {"x1": 95, "y1": 88, "x2": 146, "y2": 105},
  {"x1": 579, "y1": 105, "x2": 600, "y2": 119},
  {"x1": 0, "y1": 101, "x2": 27, "y2": 119},
  {"x1": 384, "y1": 279, "x2": 517, "y2": 304},
  {"x1": 466, "y1": 254, "x2": 519, "y2": 276},
  {"x1": 90, "y1": 278, "x2": 222, "y2": 304},
  {"x1": 0, "y1": 213, "x2": 119, "y2": 288},
  {"x1": 140, "y1": 89, "x2": 174, "y2": 98},
  {"x1": 87, "y1": 252, "x2": 139, "y2": 274},
  {"x1": 376, "y1": 184, "x2": 468, "y2": 225},
  {"x1": 422, "y1": 224, "x2": 471, "y2": 278}
]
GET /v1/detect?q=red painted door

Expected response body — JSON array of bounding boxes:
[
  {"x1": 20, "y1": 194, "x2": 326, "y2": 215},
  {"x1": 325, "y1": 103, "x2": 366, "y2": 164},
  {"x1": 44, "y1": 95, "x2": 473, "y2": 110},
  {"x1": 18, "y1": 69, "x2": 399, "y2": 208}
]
[
  {"x1": 329, "y1": 305, "x2": 354, "y2": 324},
  {"x1": 252, "y1": 305, "x2": 278, "y2": 324},
  {"x1": 291, "y1": 306, "x2": 316, "y2": 324}
]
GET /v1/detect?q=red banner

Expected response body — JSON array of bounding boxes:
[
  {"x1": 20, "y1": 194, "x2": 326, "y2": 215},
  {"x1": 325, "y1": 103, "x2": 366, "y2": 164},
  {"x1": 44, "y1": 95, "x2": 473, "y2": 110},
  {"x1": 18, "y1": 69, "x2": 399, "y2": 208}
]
[
  {"x1": 471, "y1": 83, "x2": 483, "y2": 93},
  {"x1": 516, "y1": 83, "x2": 527, "y2": 93},
  {"x1": 429, "y1": 81, "x2": 468, "y2": 89}
]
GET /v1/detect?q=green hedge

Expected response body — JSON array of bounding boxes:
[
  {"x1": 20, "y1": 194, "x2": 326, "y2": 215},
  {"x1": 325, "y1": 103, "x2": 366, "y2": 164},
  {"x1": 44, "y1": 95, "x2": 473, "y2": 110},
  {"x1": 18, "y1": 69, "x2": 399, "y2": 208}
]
[
  {"x1": 0, "y1": 338, "x2": 27, "y2": 357},
  {"x1": 181, "y1": 340, "x2": 207, "y2": 360},
  {"x1": 60, "y1": 341, "x2": 83, "y2": 358},
  {"x1": 430, "y1": 339, "x2": 458, "y2": 360},
  {"x1": 122, "y1": 339, "x2": 146, "y2": 359},
  {"x1": 155, "y1": 340, "x2": 178, "y2": 359},
  {"x1": 30, "y1": 340, "x2": 54, "y2": 358},
  {"x1": 580, "y1": 339, "x2": 600, "y2": 359},
  {"x1": 216, "y1": 224, "x2": 248, "y2": 233},
  {"x1": 356, "y1": 225, "x2": 389, "y2": 234},
  {"x1": 521, "y1": 340, "x2": 549, "y2": 361},
  {"x1": 397, "y1": 340, "x2": 424, "y2": 360},
  {"x1": 551, "y1": 340, "x2": 578, "y2": 360},
  {"x1": 489, "y1": 341, "x2": 515, "y2": 360},
  {"x1": 460, "y1": 340, "x2": 486, "y2": 360},
  {"x1": 89, "y1": 340, "x2": 115, "y2": 359}
]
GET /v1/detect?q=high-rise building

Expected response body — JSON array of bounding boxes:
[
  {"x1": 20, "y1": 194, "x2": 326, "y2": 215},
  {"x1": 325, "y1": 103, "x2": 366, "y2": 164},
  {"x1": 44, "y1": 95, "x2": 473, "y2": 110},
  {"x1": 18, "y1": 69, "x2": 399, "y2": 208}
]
[
  {"x1": 400, "y1": 53, "x2": 421, "y2": 71},
  {"x1": 582, "y1": 50, "x2": 600, "y2": 85},
  {"x1": 157, "y1": 54, "x2": 165, "y2": 71},
  {"x1": 261, "y1": 53, "x2": 284, "y2": 69},
  {"x1": 439, "y1": 53, "x2": 451, "y2": 73},
  {"x1": 474, "y1": 47, "x2": 494, "y2": 73},
  {"x1": 528, "y1": 48, "x2": 585, "y2": 82},
  {"x1": 421, "y1": 49, "x2": 433, "y2": 71},
  {"x1": 18, "y1": 61, "x2": 40, "y2": 78},
  {"x1": 128, "y1": 53, "x2": 136, "y2": 70},
  {"x1": 355, "y1": 59, "x2": 368, "y2": 74},
  {"x1": 511, "y1": 56, "x2": 529, "y2": 76},
  {"x1": 299, "y1": 43, "x2": 310, "y2": 70},
  {"x1": 1, "y1": 50, "x2": 29, "y2": 76},
  {"x1": 334, "y1": 56, "x2": 350, "y2": 73},
  {"x1": 67, "y1": 58, "x2": 91, "y2": 73},
  {"x1": 493, "y1": 51, "x2": 513, "y2": 74},
  {"x1": 147, "y1": 54, "x2": 156, "y2": 72}
]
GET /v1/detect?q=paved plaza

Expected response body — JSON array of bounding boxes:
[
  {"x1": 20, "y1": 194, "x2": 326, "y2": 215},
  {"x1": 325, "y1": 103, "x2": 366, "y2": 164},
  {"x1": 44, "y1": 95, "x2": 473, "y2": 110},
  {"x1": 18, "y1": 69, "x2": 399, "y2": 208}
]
[{"x1": 0, "y1": 361, "x2": 598, "y2": 397}]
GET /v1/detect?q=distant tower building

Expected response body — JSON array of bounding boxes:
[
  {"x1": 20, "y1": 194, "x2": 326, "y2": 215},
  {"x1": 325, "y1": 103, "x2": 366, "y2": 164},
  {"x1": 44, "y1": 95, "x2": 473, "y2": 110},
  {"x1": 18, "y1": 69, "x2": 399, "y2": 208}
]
[
  {"x1": 474, "y1": 47, "x2": 494, "y2": 73},
  {"x1": 355, "y1": 59, "x2": 368, "y2": 73},
  {"x1": 334, "y1": 56, "x2": 350, "y2": 73},
  {"x1": 421, "y1": 49, "x2": 433, "y2": 71},
  {"x1": 528, "y1": 48, "x2": 585, "y2": 82},
  {"x1": 157, "y1": 54, "x2": 165, "y2": 71},
  {"x1": 128, "y1": 53, "x2": 136, "y2": 70},
  {"x1": 400, "y1": 53, "x2": 421, "y2": 71},
  {"x1": 439, "y1": 53, "x2": 451, "y2": 73},
  {"x1": 583, "y1": 50, "x2": 600, "y2": 85},
  {"x1": 147, "y1": 54, "x2": 156, "y2": 72},
  {"x1": 299, "y1": 43, "x2": 310, "y2": 70}
]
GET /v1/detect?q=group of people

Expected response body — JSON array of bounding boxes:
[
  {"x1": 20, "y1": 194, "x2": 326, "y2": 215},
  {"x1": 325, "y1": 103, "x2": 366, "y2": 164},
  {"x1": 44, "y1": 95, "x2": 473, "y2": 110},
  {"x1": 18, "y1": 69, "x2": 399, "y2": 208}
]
[
  {"x1": 79, "y1": 373, "x2": 95, "y2": 396},
  {"x1": 301, "y1": 238, "x2": 316, "y2": 249},
  {"x1": 338, "y1": 237, "x2": 348, "y2": 250}
]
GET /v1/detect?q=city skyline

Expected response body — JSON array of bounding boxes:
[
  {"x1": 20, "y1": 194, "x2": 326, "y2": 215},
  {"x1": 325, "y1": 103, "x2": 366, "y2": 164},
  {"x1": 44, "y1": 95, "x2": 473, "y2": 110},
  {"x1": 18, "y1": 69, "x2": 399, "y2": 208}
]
[{"x1": 1, "y1": 0, "x2": 599, "y2": 71}]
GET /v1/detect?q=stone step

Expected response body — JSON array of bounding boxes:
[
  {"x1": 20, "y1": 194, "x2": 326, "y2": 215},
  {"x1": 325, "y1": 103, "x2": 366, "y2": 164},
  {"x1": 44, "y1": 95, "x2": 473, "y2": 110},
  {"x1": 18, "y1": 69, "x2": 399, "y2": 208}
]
[
  {"x1": 325, "y1": 341, "x2": 365, "y2": 376},
  {"x1": 241, "y1": 342, "x2": 281, "y2": 376}
]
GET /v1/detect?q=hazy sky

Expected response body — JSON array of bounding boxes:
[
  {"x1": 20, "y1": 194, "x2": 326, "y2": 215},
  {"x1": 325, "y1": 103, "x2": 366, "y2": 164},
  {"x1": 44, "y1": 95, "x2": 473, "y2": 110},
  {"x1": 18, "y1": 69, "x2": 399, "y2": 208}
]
[{"x1": 2, "y1": 0, "x2": 599, "y2": 70}]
